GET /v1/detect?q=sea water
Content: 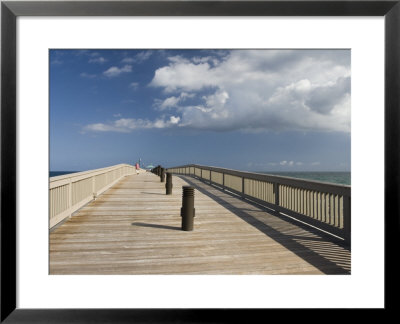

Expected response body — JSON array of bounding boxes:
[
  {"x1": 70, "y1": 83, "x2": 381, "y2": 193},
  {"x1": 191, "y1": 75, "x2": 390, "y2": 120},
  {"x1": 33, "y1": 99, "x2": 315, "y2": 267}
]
[
  {"x1": 258, "y1": 171, "x2": 350, "y2": 185},
  {"x1": 49, "y1": 171, "x2": 78, "y2": 177}
]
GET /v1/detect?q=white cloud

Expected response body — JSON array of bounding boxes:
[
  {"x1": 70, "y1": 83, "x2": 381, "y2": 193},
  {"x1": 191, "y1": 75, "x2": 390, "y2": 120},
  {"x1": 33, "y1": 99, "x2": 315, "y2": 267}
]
[
  {"x1": 192, "y1": 56, "x2": 220, "y2": 66},
  {"x1": 83, "y1": 123, "x2": 120, "y2": 132},
  {"x1": 149, "y1": 50, "x2": 351, "y2": 132},
  {"x1": 169, "y1": 116, "x2": 181, "y2": 124},
  {"x1": 159, "y1": 96, "x2": 180, "y2": 109},
  {"x1": 150, "y1": 61, "x2": 214, "y2": 93},
  {"x1": 83, "y1": 115, "x2": 181, "y2": 133},
  {"x1": 249, "y1": 161, "x2": 305, "y2": 169},
  {"x1": 89, "y1": 57, "x2": 107, "y2": 64},
  {"x1": 103, "y1": 65, "x2": 132, "y2": 77},
  {"x1": 122, "y1": 51, "x2": 153, "y2": 64},
  {"x1": 154, "y1": 92, "x2": 195, "y2": 110},
  {"x1": 167, "y1": 55, "x2": 190, "y2": 64},
  {"x1": 135, "y1": 51, "x2": 153, "y2": 62}
]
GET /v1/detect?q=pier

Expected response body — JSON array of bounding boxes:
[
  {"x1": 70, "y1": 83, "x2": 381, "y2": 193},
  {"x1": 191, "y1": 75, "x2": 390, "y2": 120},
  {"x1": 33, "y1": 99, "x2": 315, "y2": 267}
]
[{"x1": 49, "y1": 164, "x2": 350, "y2": 275}]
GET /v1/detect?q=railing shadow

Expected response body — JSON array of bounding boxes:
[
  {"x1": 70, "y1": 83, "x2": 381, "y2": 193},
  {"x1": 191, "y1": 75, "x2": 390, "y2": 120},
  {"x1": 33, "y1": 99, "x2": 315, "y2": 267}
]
[{"x1": 178, "y1": 175, "x2": 351, "y2": 275}]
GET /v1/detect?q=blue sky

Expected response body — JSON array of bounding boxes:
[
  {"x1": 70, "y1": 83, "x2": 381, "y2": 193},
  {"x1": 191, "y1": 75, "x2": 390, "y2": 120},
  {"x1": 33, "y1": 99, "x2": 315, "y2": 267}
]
[{"x1": 50, "y1": 49, "x2": 350, "y2": 172}]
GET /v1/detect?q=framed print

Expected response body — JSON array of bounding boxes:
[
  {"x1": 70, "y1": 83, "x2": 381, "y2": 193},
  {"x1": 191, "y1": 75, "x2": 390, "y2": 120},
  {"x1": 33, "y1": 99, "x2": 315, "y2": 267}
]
[{"x1": 1, "y1": 0, "x2": 399, "y2": 321}]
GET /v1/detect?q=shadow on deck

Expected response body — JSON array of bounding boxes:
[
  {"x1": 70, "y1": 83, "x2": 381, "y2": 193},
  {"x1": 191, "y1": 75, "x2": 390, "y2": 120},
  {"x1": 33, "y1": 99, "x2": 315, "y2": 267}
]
[{"x1": 179, "y1": 175, "x2": 351, "y2": 275}]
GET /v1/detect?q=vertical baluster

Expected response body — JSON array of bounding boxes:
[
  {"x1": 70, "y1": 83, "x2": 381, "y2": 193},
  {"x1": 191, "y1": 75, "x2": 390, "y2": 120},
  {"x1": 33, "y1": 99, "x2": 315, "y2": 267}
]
[
  {"x1": 300, "y1": 189, "x2": 303, "y2": 214},
  {"x1": 285, "y1": 186, "x2": 287, "y2": 208},
  {"x1": 328, "y1": 193, "x2": 332, "y2": 225},
  {"x1": 297, "y1": 188, "x2": 299, "y2": 212},
  {"x1": 301, "y1": 189, "x2": 304, "y2": 214},
  {"x1": 306, "y1": 190, "x2": 309, "y2": 216},
  {"x1": 297, "y1": 188, "x2": 300, "y2": 213},
  {"x1": 321, "y1": 193, "x2": 325, "y2": 223},
  {"x1": 325, "y1": 193, "x2": 328, "y2": 223},
  {"x1": 291, "y1": 187, "x2": 294, "y2": 210},
  {"x1": 292, "y1": 188, "x2": 295, "y2": 211},
  {"x1": 335, "y1": 194, "x2": 339, "y2": 227},
  {"x1": 313, "y1": 191, "x2": 316, "y2": 219},
  {"x1": 320, "y1": 192, "x2": 323, "y2": 221},
  {"x1": 285, "y1": 186, "x2": 288, "y2": 208},
  {"x1": 343, "y1": 195, "x2": 351, "y2": 243}
]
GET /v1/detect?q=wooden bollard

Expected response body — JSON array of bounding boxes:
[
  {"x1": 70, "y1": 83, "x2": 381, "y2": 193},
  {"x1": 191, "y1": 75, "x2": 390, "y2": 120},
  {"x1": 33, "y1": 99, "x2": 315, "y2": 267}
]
[
  {"x1": 165, "y1": 172, "x2": 172, "y2": 195},
  {"x1": 160, "y1": 168, "x2": 165, "y2": 182},
  {"x1": 181, "y1": 186, "x2": 195, "y2": 231}
]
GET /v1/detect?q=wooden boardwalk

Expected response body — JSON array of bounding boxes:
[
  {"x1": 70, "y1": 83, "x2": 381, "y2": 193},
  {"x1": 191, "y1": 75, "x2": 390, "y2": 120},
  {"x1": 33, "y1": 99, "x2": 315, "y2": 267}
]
[{"x1": 50, "y1": 172, "x2": 351, "y2": 275}]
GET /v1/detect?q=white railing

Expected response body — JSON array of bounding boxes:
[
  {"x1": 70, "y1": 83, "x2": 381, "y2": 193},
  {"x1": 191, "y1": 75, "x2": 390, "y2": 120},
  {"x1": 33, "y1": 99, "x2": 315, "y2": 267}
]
[
  {"x1": 168, "y1": 164, "x2": 351, "y2": 243},
  {"x1": 49, "y1": 163, "x2": 136, "y2": 229}
]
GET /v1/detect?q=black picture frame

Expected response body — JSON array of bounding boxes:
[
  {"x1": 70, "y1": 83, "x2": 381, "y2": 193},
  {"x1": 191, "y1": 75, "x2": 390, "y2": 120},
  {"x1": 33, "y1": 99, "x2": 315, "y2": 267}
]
[{"x1": 1, "y1": 0, "x2": 398, "y2": 322}]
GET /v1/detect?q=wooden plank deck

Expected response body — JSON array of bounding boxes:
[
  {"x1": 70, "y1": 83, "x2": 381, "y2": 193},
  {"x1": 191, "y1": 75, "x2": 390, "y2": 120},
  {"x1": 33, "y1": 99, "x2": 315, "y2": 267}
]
[{"x1": 50, "y1": 172, "x2": 351, "y2": 275}]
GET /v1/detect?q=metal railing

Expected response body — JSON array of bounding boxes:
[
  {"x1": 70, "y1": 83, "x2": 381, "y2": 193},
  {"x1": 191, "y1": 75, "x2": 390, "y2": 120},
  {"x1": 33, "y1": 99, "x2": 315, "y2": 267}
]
[
  {"x1": 49, "y1": 164, "x2": 136, "y2": 229},
  {"x1": 167, "y1": 164, "x2": 351, "y2": 243}
]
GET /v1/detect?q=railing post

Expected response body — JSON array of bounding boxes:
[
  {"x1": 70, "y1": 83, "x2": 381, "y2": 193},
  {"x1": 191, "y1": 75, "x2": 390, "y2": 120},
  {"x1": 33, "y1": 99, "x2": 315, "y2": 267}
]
[
  {"x1": 68, "y1": 179, "x2": 72, "y2": 218},
  {"x1": 274, "y1": 182, "x2": 280, "y2": 207},
  {"x1": 242, "y1": 177, "x2": 245, "y2": 198},
  {"x1": 222, "y1": 173, "x2": 225, "y2": 190},
  {"x1": 343, "y1": 195, "x2": 351, "y2": 245},
  {"x1": 92, "y1": 175, "x2": 96, "y2": 200},
  {"x1": 160, "y1": 168, "x2": 165, "y2": 182}
]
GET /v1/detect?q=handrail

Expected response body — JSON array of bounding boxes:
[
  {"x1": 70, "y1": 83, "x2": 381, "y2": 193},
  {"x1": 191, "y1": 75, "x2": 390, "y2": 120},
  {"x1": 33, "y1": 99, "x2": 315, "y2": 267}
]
[
  {"x1": 167, "y1": 164, "x2": 351, "y2": 243},
  {"x1": 49, "y1": 163, "x2": 136, "y2": 229}
]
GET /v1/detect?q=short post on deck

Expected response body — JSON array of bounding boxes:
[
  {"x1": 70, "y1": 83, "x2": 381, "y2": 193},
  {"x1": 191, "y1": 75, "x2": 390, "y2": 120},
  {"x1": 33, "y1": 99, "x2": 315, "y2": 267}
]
[
  {"x1": 181, "y1": 186, "x2": 195, "y2": 231},
  {"x1": 160, "y1": 168, "x2": 165, "y2": 182},
  {"x1": 165, "y1": 172, "x2": 172, "y2": 194}
]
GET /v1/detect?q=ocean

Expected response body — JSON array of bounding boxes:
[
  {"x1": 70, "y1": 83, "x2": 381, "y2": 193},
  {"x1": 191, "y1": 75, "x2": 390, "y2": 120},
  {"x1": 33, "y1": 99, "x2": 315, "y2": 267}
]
[
  {"x1": 50, "y1": 171, "x2": 78, "y2": 177},
  {"x1": 257, "y1": 171, "x2": 350, "y2": 185}
]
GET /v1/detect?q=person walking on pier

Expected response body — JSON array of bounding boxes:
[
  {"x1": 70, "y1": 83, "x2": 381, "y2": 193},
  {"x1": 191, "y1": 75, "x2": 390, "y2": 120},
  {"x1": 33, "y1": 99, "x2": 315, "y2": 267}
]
[{"x1": 135, "y1": 162, "x2": 140, "y2": 175}]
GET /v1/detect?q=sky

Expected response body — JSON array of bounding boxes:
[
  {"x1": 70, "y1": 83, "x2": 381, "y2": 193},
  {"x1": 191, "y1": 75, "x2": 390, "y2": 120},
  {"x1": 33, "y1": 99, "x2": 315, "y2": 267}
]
[{"x1": 50, "y1": 49, "x2": 350, "y2": 172}]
